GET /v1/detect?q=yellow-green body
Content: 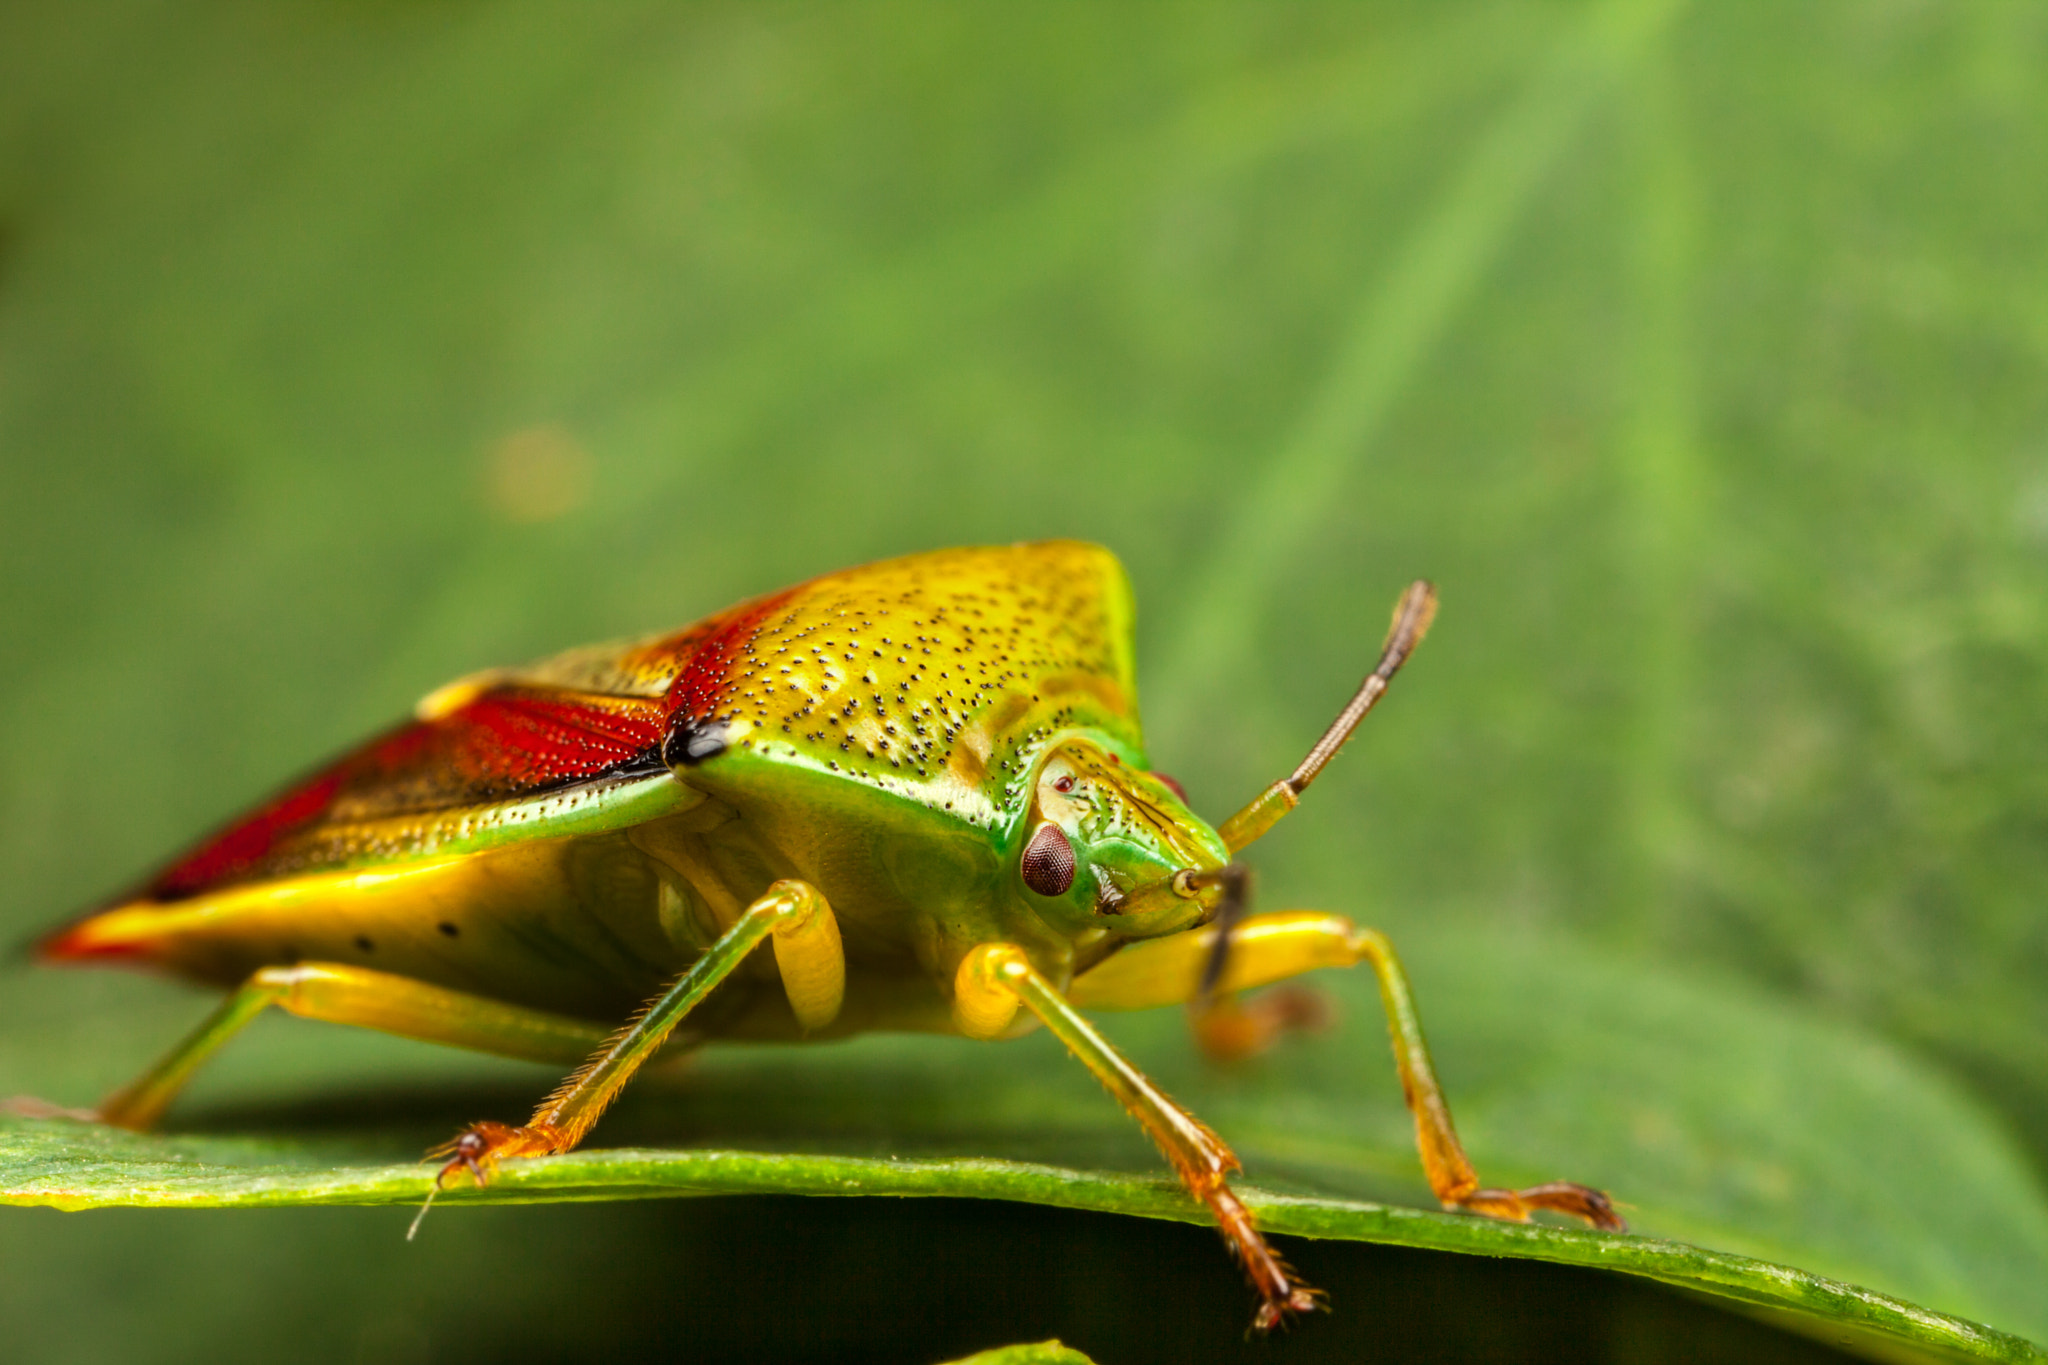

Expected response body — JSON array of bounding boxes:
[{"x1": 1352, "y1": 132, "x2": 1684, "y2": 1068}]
[
  {"x1": 38, "y1": 542, "x2": 1620, "y2": 1334},
  {"x1": 47, "y1": 542, "x2": 1226, "y2": 1039}
]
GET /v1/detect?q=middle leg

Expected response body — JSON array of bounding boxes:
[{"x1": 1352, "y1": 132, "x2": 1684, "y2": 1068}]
[{"x1": 435, "y1": 878, "x2": 843, "y2": 1184}]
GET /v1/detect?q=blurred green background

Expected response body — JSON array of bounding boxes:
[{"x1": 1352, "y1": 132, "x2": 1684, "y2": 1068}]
[{"x1": 4, "y1": 1, "x2": 2048, "y2": 1361}]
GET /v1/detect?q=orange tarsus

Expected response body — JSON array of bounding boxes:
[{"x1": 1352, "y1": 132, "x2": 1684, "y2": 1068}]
[
  {"x1": 424, "y1": 1120, "x2": 559, "y2": 1189},
  {"x1": 1205, "y1": 1179, "x2": 1326, "y2": 1333},
  {"x1": 438, "y1": 1128, "x2": 492, "y2": 1188},
  {"x1": 1455, "y1": 1181, "x2": 1627, "y2": 1232},
  {"x1": 968, "y1": 941, "x2": 1320, "y2": 1332},
  {"x1": 1146, "y1": 1107, "x2": 1322, "y2": 1330},
  {"x1": 411, "y1": 1122, "x2": 524, "y2": 1243}
]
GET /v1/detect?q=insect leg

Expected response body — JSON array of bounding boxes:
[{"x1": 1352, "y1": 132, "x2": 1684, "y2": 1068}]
[
  {"x1": 433, "y1": 878, "x2": 840, "y2": 1181},
  {"x1": 768, "y1": 880, "x2": 845, "y2": 1032},
  {"x1": 1068, "y1": 912, "x2": 1623, "y2": 1231},
  {"x1": 1072, "y1": 911, "x2": 1356, "y2": 1011},
  {"x1": 93, "y1": 964, "x2": 610, "y2": 1130},
  {"x1": 954, "y1": 942, "x2": 1322, "y2": 1334}
]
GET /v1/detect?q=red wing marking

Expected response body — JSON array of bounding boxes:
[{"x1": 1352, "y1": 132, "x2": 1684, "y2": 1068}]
[
  {"x1": 397, "y1": 689, "x2": 667, "y2": 794},
  {"x1": 142, "y1": 688, "x2": 668, "y2": 902},
  {"x1": 147, "y1": 771, "x2": 347, "y2": 901},
  {"x1": 666, "y1": 591, "x2": 796, "y2": 723},
  {"x1": 116, "y1": 588, "x2": 801, "y2": 909}
]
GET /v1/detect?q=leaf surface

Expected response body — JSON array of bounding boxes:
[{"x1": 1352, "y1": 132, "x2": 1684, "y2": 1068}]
[
  {"x1": 7, "y1": 930, "x2": 2044, "y2": 1359},
  {"x1": 4, "y1": 1, "x2": 2048, "y2": 1361}
]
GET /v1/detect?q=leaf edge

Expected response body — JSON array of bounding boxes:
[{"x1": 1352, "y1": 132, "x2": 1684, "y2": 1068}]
[{"x1": 2, "y1": 1134, "x2": 2039, "y2": 1364}]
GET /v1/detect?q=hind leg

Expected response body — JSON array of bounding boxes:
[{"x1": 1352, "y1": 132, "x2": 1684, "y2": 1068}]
[{"x1": 67, "y1": 963, "x2": 612, "y2": 1131}]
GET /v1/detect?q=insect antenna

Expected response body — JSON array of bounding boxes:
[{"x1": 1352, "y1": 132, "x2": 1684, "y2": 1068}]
[
  {"x1": 1287, "y1": 580, "x2": 1436, "y2": 794},
  {"x1": 1216, "y1": 580, "x2": 1436, "y2": 853}
]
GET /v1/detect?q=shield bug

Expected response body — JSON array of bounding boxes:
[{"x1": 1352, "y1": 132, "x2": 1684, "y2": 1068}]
[{"x1": 29, "y1": 542, "x2": 1619, "y2": 1331}]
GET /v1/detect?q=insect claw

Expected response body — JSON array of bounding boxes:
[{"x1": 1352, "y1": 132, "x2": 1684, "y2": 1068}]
[
  {"x1": 425, "y1": 1124, "x2": 499, "y2": 1190},
  {"x1": 1249, "y1": 1285, "x2": 1326, "y2": 1336},
  {"x1": 1455, "y1": 1180, "x2": 1627, "y2": 1233}
]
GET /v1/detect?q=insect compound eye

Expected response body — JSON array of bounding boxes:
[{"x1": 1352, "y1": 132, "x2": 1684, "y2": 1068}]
[
  {"x1": 1051, "y1": 774, "x2": 1076, "y2": 794},
  {"x1": 1019, "y1": 822, "x2": 1077, "y2": 898}
]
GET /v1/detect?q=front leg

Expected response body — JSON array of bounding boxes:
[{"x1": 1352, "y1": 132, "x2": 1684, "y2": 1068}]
[
  {"x1": 1069, "y1": 912, "x2": 1623, "y2": 1231},
  {"x1": 955, "y1": 943, "x2": 1322, "y2": 1334},
  {"x1": 436, "y1": 878, "x2": 843, "y2": 1185}
]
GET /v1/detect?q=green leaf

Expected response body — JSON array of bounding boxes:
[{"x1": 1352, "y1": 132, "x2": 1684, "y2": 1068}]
[
  {"x1": 938, "y1": 1344, "x2": 1098, "y2": 1365},
  {"x1": 6, "y1": 929, "x2": 2045, "y2": 1359},
  {"x1": 0, "y1": 1130, "x2": 2037, "y2": 1363},
  {"x1": 5, "y1": 1, "x2": 2048, "y2": 1360}
]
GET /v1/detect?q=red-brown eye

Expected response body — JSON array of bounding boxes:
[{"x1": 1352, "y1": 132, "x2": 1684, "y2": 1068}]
[
  {"x1": 1052, "y1": 774, "x2": 1075, "y2": 794},
  {"x1": 1020, "y1": 822, "x2": 1076, "y2": 897}
]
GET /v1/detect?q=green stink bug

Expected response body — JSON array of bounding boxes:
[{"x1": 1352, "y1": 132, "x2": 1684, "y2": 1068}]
[{"x1": 32, "y1": 541, "x2": 1619, "y2": 1331}]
